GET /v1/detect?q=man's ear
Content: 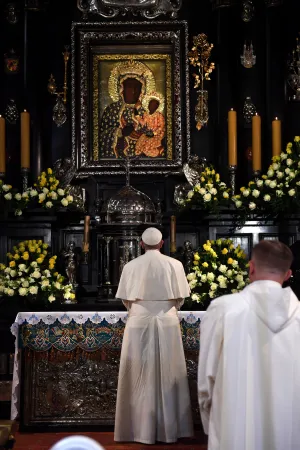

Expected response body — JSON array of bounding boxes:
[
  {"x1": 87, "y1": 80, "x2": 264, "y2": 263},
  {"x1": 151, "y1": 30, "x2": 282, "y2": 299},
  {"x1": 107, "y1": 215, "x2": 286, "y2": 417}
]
[
  {"x1": 284, "y1": 269, "x2": 292, "y2": 282},
  {"x1": 141, "y1": 240, "x2": 145, "y2": 249},
  {"x1": 160, "y1": 240, "x2": 164, "y2": 248},
  {"x1": 249, "y1": 260, "x2": 255, "y2": 277}
]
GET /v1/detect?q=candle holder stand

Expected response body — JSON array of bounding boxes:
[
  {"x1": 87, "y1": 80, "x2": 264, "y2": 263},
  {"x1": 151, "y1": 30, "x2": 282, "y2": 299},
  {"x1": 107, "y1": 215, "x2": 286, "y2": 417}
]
[
  {"x1": 253, "y1": 169, "x2": 261, "y2": 181},
  {"x1": 21, "y1": 167, "x2": 29, "y2": 191},
  {"x1": 228, "y1": 165, "x2": 237, "y2": 196},
  {"x1": 80, "y1": 250, "x2": 89, "y2": 285}
]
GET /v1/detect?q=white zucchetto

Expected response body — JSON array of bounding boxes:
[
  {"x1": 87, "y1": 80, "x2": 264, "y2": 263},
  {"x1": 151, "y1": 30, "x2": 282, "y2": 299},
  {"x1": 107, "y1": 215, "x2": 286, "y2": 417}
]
[
  {"x1": 142, "y1": 227, "x2": 162, "y2": 246},
  {"x1": 50, "y1": 436, "x2": 106, "y2": 450}
]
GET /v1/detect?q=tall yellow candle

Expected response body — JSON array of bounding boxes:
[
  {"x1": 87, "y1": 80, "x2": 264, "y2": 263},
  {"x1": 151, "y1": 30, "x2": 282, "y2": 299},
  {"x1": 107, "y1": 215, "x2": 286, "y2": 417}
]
[
  {"x1": 170, "y1": 215, "x2": 176, "y2": 253},
  {"x1": 228, "y1": 109, "x2": 237, "y2": 166},
  {"x1": 272, "y1": 117, "x2": 281, "y2": 157},
  {"x1": 252, "y1": 113, "x2": 261, "y2": 171},
  {"x1": 21, "y1": 110, "x2": 30, "y2": 169},
  {"x1": 0, "y1": 116, "x2": 5, "y2": 174}
]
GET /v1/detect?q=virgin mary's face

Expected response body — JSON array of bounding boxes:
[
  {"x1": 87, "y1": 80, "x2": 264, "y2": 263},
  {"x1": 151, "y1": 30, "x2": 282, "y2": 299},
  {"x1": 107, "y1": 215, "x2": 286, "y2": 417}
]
[{"x1": 122, "y1": 78, "x2": 142, "y2": 104}]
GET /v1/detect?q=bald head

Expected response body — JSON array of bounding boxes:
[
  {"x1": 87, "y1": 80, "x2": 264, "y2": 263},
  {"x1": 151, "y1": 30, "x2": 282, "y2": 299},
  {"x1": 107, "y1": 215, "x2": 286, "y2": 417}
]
[{"x1": 249, "y1": 240, "x2": 293, "y2": 284}]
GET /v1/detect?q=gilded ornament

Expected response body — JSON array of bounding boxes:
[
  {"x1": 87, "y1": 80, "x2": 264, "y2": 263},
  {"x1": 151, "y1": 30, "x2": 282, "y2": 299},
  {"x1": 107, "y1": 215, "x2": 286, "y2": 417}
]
[{"x1": 142, "y1": 90, "x2": 164, "y2": 113}]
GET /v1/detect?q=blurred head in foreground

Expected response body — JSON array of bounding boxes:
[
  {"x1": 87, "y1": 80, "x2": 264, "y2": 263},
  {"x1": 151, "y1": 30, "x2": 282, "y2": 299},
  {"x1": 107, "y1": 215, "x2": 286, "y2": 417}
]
[{"x1": 50, "y1": 436, "x2": 106, "y2": 450}]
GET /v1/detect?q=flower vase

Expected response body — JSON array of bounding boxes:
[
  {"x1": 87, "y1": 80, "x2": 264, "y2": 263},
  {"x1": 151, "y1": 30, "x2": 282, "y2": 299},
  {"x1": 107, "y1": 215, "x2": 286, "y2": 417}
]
[{"x1": 195, "y1": 90, "x2": 209, "y2": 130}]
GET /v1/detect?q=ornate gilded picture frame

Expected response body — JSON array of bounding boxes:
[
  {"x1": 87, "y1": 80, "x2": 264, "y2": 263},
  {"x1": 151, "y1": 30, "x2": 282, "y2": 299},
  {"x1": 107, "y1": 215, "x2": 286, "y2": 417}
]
[{"x1": 71, "y1": 21, "x2": 190, "y2": 176}]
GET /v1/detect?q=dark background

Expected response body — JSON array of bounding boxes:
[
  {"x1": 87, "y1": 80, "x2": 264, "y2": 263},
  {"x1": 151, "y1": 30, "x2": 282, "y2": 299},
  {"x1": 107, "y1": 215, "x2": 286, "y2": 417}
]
[{"x1": 0, "y1": 0, "x2": 300, "y2": 213}]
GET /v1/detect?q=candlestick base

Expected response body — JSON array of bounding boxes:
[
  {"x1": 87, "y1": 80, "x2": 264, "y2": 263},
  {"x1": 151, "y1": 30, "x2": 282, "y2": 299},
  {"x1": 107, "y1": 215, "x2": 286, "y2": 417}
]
[
  {"x1": 228, "y1": 165, "x2": 237, "y2": 196},
  {"x1": 21, "y1": 167, "x2": 30, "y2": 191},
  {"x1": 0, "y1": 172, "x2": 5, "y2": 181},
  {"x1": 253, "y1": 169, "x2": 261, "y2": 180}
]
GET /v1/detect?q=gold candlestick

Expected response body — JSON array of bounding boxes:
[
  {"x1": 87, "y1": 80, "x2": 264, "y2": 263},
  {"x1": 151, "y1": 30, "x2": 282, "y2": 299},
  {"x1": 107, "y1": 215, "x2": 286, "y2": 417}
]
[
  {"x1": 252, "y1": 113, "x2": 261, "y2": 175},
  {"x1": 170, "y1": 215, "x2": 176, "y2": 254},
  {"x1": 228, "y1": 109, "x2": 237, "y2": 166},
  {"x1": 272, "y1": 117, "x2": 281, "y2": 157},
  {"x1": 0, "y1": 115, "x2": 6, "y2": 178}
]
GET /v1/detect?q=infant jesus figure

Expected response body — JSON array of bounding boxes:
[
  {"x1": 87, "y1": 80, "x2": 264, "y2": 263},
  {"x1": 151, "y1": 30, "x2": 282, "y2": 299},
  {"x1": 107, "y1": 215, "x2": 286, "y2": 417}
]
[{"x1": 133, "y1": 92, "x2": 166, "y2": 158}]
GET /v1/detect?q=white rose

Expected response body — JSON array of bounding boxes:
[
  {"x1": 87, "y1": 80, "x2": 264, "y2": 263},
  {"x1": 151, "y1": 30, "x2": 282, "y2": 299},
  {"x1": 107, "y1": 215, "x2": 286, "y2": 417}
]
[
  {"x1": 269, "y1": 181, "x2": 277, "y2": 188},
  {"x1": 32, "y1": 271, "x2": 41, "y2": 279},
  {"x1": 210, "y1": 188, "x2": 217, "y2": 195},
  {"x1": 227, "y1": 269, "x2": 233, "y2": 277},
  {"x1": 22, "y1": 280, "x2": 29, "y2": 288},
  {"x1": 203, "y1": 193, "x2": 212, "y2": 202},
  {"x1": 41, "y1": 279, "x2": 50, "y2": 287},
  {"x1": 43, "y1": 269, "x2": 51, "y2": 277},
  {"x1": 7, "y1": 289, "x2": 14, "y2": 296},
  {"x1": 48, "y1": 294, "x2": 56, "y2": 303},
  {"x1": 2, "y1": 184, "x2": 11, "y2": 192},
  {"x1": 4, "y1": 193, "x2": 12, "y2": 200},
  {"x1": 238, "y1": 281, "x2": 246, "y2": 289},
  {"x1": 199, "y1": 188, "x2": 206, "y2": 195},
  {"x1": 286, "y1": 158, "x2": 293, "y2": 166},
  {"x1": 288, "y1": 189, "x2": 296, "y2": 197},
  {"x1": 189, "y1": 279, "x2": 197, "y2": 289},
  {"x1": 57, "y1": 188, "x2": 65, "y2": 196},
  {"x1": 219, "y1": 265, "x2": 227, "y2": 273},
  {"x1": 289, "y1": 171, "x2": 296, "y2": 179},
  {"x1": 223, "y1": 192, "x2": 229, "y2": 199},
  {"x1": 285, "y1": 167, "x2": 291, "y2": 175},
  {"x1": 252, "y1": 189, "x2": 260, "y2": 198},
  {"x1": 19, "y1": 287, "x2": 28, "y2": 296},
  {"x1": 209, "y1": 291, "x2": 215, "y2": 299},
  {"x1": 249, "y1": 202, "x2": 256, "y2": 210},
  {"x1": 54, "y1": 282, "x2": 61, "y2": 290},
  {"x1": 277, "y1": 171, "x2": 283, "y2": 179},
  {"x1": 263, "y1": 194, "x2": 271, "y2": 202},
  {"x1": 31, "y1": 261, "x2": 38, "y2": 268},
  {"x1": 267, "y1": 169, "x2": 274, "y2": 177},
  {"x1": 265, "y1": 180, "x2": 270, "y2": 186},
  {"x1": 242, "y1": 189, "x2": 250, "y2": 197},
  {"x1": 256, "y1": 180, "x2": 263, "y2": 187},
  {"x1": 15, "y1": 209, "x2": 22, "y2": 216},
  {"x1": 66, "y1": 195, "x2": 73, "y2": 202},
  {"x1": 46, "y1": 201, "x2": 53, "y2": 208},
  {"x1": 207, "y1": 272, "x2": 215, "y2": 281},
  {"x1": 187, "y1": 191, "x2": 194, "y2": 199},
  {"x1": 219, "y1": 280, "x2": 227, "y2": 289},
  {"x1": 29, "y1": 189, "x2": 38, "y2": 197},
  {"x1": 200, "y1": 274, "x2": 207, "y2": 282},
  {"x1": 18, "y1": 264, "x2": 26, "y2": 271},
  {"x1": 29, "y1": 286, "x2": 38, "y2": 295},
  {"x1": 235, "y1": 200, "x2": 242, "y2": 208},
  {"x1": 280, "y1": 153, "x2": 287, "y2": 160},
  {"x1": 276, "y1": 190, "x2": 283, "y2": 197},
  {"x1": 217, "y1": 275, "x2": 226, "y2": 283},
  {"x1": 38, "y1": 193, "x2": 46, "y2": 202},
  {"x1": 191, "y1": 293, "x2": 200, "y2": 302},
  {"x1": 236, "y1": 274, "x2": 243, "y2": 282},
  {"x1": 50, "y1": 191, "x2": 58, "y2": 200},
  {"x1": 10, "y1": 270, "x2": 16, "y2": 277},
  {"x1": 232, "y1": 260, "x2": 239, "y2": 267},
  {"x1": 272, "y1": 163, "x2": 279, "y2": 170},
  {"x1": 61, "y1": 198, "x2": 69, "y2": 206},
  {"x1": 187, "y1": 273, "x2": 196, "y2": 281},
  {"x1": 219, "y1": 182, "x2": 226, "y2": 188},
  {"x1": 210, "y1": 282, "x2": 218, "y2": 291},
  {"x1": 43, "y1": 187, "x2": 49, "y2": 194},
  {"x1": 14, "y1": 193, "x2": 22, "y2": 200},
  {"x1": 22, "y1": 192, "x2": 29, "y2": 198}
]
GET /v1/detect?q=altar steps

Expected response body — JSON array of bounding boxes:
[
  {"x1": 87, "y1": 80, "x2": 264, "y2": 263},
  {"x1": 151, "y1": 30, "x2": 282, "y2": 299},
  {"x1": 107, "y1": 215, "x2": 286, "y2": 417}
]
[{"x1": 13, "y1": 431, "x2": 207, "y2": 450}]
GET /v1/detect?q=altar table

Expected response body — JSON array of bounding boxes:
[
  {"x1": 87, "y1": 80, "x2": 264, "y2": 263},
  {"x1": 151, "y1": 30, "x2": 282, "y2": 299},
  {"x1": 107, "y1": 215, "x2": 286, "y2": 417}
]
[{"x1": 11, "y1": 311, "x2": 205, "y2": 429}]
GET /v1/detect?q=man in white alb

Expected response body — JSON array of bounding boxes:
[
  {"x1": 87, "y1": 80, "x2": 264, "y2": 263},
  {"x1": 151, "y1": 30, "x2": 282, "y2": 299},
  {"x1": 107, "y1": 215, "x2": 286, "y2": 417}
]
[
  {"x1": 114, "y1": 227, "x2": 194, "y2": 444},
  {"x1": 198, "y1": 240, "x2": 300, "y2": 450}
]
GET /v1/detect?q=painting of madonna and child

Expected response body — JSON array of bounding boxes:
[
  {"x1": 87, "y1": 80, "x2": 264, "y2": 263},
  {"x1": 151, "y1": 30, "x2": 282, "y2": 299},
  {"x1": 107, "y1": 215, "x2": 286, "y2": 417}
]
[{"x1": 93, "y1": 56, "x2": 173, "y2": 161}]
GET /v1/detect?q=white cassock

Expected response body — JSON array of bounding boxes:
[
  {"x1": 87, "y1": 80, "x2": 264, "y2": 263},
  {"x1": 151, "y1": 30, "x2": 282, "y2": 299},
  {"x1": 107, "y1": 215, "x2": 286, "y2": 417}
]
[
  {"x1": 198, "y1": 280, "x2": 300, "y2": 450},
  {"x1": 114, "y1": 249, "x2": 194, "y2": 444}
]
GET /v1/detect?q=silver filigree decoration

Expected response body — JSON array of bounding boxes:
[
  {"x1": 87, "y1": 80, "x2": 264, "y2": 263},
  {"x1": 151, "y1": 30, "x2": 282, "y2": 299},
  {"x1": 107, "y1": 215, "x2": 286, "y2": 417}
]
[
  {"x1": 5, "y1": 99, "x2": 19, "y2": 124},
  {"x1": 243, "y1": 96, "x2": 256, "y2": 124},
  {"x1": 53, "y1": 96, "x2": 67, "y2": 127},
  {"x1": 77, "y1": 0, "x2": 182, "y2": 19}
]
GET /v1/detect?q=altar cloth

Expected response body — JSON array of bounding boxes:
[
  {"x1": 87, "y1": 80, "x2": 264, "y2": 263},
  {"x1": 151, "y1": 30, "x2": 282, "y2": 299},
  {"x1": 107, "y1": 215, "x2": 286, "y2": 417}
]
[{"x1": 10, "y1": 311, "x2": 205, "y2": 421}]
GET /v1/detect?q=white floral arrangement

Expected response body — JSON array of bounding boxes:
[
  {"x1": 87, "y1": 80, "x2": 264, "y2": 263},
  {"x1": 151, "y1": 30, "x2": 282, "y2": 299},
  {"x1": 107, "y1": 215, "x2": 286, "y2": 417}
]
[
  {"x1": 0, "y1": 239, "x2": 74, "y2": 304},
  {"x1": 178, "y1": 165, "x2": 231, "y2": 213},
  {"x1": 232, "y1": 136, "x2": 300, "y2": 220},
  {"x1": 0, "y1": 168, "x2": 74, "y2": 216},
  {"x1": 187, "y1": 238, "x2": 249, "y2": 304}
]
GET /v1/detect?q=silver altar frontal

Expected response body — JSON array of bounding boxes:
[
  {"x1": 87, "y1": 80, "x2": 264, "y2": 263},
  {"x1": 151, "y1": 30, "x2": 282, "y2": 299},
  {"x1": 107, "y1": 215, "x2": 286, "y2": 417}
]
[{"x1": 96, "y1": 173, "x2": 161, "y2": 300}]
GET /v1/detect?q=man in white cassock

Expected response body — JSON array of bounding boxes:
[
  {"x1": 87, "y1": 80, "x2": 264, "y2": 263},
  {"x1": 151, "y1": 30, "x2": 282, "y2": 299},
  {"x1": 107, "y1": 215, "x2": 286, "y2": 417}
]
[
  {"x1": 114, "y1": 227, "x2": 194, "y2": 444},
  {"x1": 198, "y1": 240, "x2": 300, "y2": 450}
]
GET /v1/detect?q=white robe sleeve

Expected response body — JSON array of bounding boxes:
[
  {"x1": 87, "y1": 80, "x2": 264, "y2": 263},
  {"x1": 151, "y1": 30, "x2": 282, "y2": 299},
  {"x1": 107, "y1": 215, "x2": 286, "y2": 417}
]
[{"x1": 198, "y1": 300, "x2": 224, "y2": 434}]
